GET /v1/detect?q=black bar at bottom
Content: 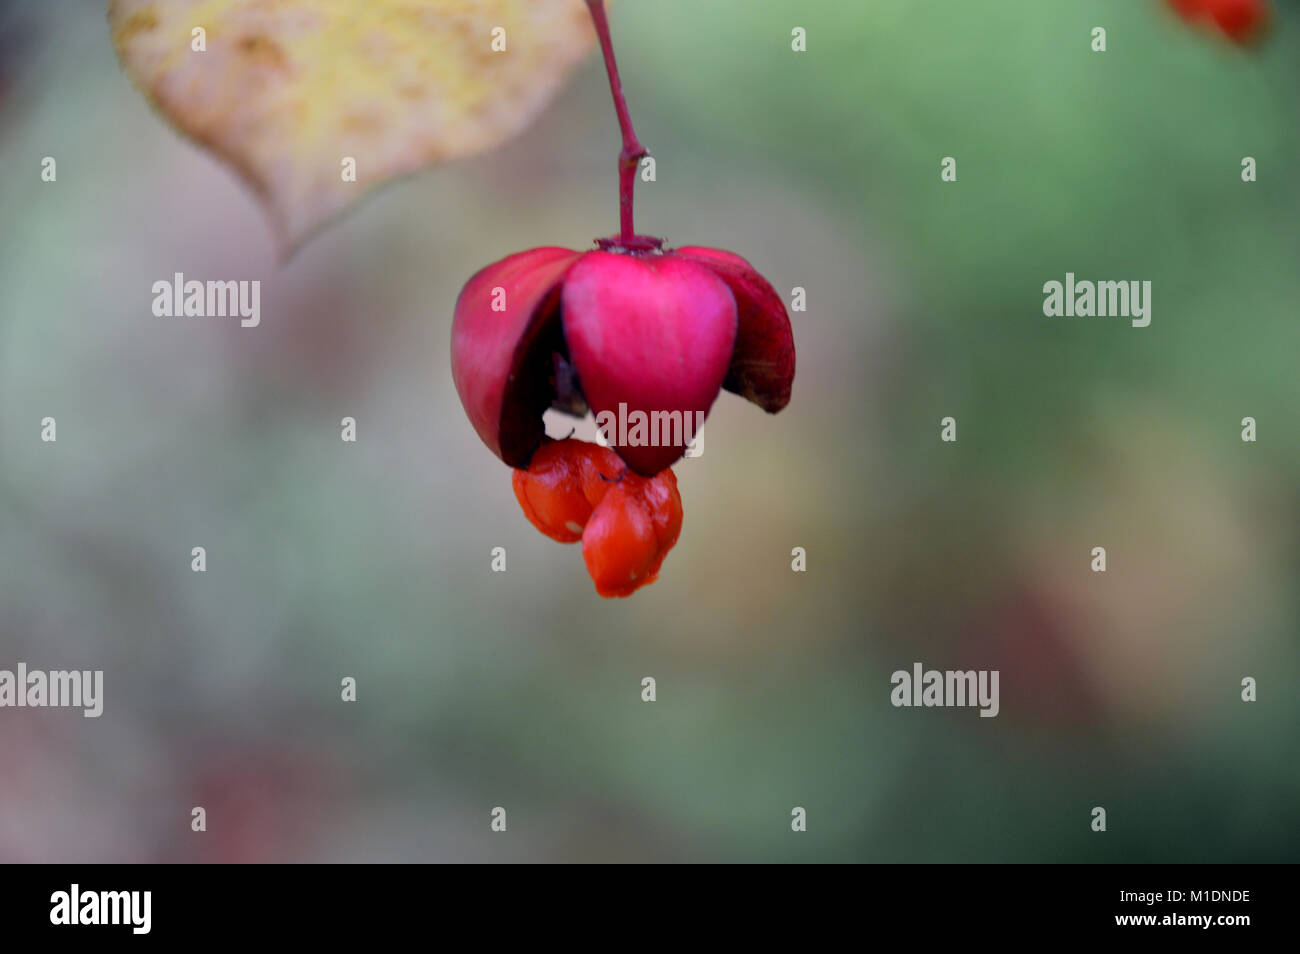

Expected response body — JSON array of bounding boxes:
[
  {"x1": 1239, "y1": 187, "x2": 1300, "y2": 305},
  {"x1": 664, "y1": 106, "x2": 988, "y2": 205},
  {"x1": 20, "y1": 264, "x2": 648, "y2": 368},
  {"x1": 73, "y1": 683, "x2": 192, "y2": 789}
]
[{"x1": 0, "y1": 863, "x2": 1282, "y2": 940}]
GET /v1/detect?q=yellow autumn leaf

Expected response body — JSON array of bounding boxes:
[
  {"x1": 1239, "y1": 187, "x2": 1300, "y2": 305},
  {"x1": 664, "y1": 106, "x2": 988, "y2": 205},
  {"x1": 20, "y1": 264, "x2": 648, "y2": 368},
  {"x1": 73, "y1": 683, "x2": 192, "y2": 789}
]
[{"x1": 108, "y1": 0, "x2": 595, "y2": 255}]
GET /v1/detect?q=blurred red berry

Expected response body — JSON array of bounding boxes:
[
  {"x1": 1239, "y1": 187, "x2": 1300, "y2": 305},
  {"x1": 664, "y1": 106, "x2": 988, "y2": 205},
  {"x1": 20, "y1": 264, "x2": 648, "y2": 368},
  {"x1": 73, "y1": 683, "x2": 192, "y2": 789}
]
[
  {"x1": 1166, "y1": 0, "x2": 1270, "y2": 44},
  {"x1": 1167, "y1": 0, "x2": 1204, "y2": 19},
  {"x1": 1208, "y1": 0, "x2": 1269, "y2": 42}
]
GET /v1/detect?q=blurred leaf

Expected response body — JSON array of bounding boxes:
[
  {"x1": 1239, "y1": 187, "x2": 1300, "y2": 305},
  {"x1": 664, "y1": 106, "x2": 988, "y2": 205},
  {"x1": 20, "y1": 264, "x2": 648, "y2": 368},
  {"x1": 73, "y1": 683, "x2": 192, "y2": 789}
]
[{"x1": 108, "y1": 0, "x2": 594, "y2": 255}]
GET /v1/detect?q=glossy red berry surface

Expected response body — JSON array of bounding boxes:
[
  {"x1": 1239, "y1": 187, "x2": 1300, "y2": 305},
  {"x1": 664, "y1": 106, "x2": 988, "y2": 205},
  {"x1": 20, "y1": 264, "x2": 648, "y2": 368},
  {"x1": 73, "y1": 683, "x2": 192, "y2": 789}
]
[
  {"x1": 511, "y1": 438, "x2": 683, "y2": 597},
  {"x1": 511, "y1": 439, "x2": 623, "y2": 543},
  {"x1": 580, "y1": 468, "x2": 682, "y2": 598}
]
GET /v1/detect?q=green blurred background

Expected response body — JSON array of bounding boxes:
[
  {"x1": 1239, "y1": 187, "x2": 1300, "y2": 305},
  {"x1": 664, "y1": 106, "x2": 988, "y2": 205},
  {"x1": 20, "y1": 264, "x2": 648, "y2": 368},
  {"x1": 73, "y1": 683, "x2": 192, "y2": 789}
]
[{"x1": 1, "y1": 0, "x2": 1298, "y2": 861}]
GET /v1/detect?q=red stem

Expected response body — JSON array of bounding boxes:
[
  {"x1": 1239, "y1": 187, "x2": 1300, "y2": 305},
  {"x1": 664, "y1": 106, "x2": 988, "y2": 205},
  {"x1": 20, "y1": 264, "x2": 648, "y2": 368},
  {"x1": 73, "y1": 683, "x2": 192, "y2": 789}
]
[{"x1": 585, "y1": 0, "x2": 646, "y2": 244}]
